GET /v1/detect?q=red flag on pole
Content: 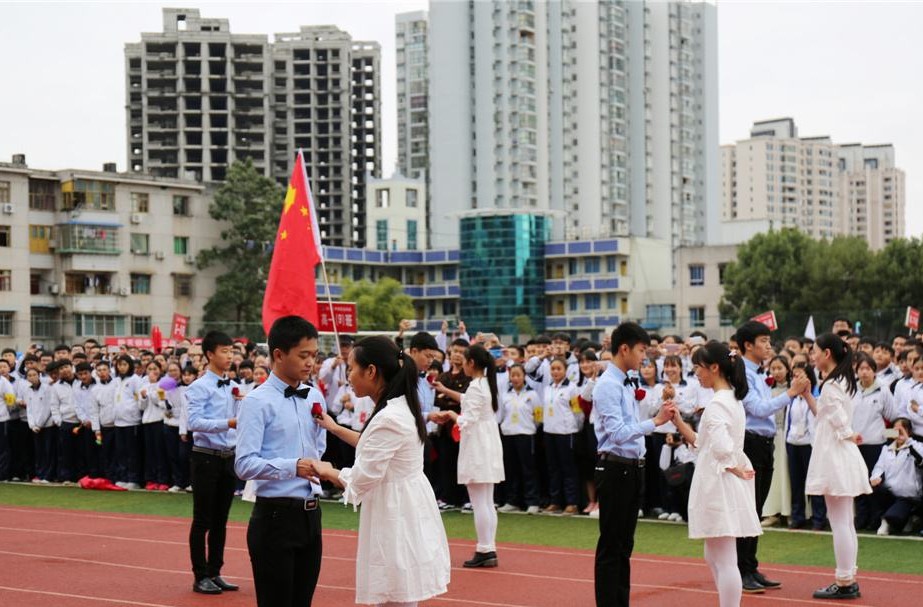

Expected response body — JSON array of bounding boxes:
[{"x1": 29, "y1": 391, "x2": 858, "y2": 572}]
[{"x1": 262, "y1": 150, "x2": 324, "y2": 334}]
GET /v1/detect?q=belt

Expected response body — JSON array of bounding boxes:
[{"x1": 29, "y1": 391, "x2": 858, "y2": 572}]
[
  {"x1": 744, "y1": 431, "x2": 775, "y2": 443},
  {"x1": 597, "y1": 452, "x2": 645, "y2": 467},
  {"x1": 255, "y1": 496, "x2": 319, "y2": 511},
  {"x1": 192, "y1": 445, "x2": 236, "y2": 459}
]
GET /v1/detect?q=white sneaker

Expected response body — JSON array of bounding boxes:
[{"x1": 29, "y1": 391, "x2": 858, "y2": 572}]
[
  {"x1": 876, "y1": 520, "x2": 890, "y2": 536},
  {"x1": 658, "y1": 512, "x2": 671, "y2": 520},
  {"x1": 589, "y1": 508, "x2": 600, "y2": 519},
  {"x1": 526, "y1": 505, "x2": 541, "y2": 515},
  {"x1": 668, "y1": 513, "x2": 683, "y2": 522},
  {"x1": 124, "y1": 482, "x2": 141, "y2": 490},
  {"x1": 185, "y1": 485, "x2": 193, "y2": 492},
  {"x1": 168, "y1": 485, "x2": 183, "y2": 493},
  {"x1": 40, "y1": 479, "x2": 51, "y2": 485},
  {"x1": 62, "y1": 480, "x2": 74, "y2": 487},
  {"x1": 498, "y1": 503, "x2": 521, "y2": 513},
  {"x1": 461, "y1": 502, "x2": 473, "y2": 513}
]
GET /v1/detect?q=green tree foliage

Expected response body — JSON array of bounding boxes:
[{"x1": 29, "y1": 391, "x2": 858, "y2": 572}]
[
  {"x1": 198, "y1": 160, "x2": 285, "y2": 339},
  {"x1": 340, "y1": 277, "x2": 415, "y2": 331}
]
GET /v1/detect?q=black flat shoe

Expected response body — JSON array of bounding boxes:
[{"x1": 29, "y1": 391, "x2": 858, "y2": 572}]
[
  {"x1": 463, "y1": 551, "x2": 498, "y2": 568},
  {"x1": 193, "y1": 578, "x2": 222, "y2": 595},
  {"x1": 741, "y1": 573, "x2": 765, "y2": 594},
  {"x1": 211, "y1": 576, "x2": 239, "y2": 591},
  {"x1": 753, "y1": 571, "x2": 781, "y2": 589},
  {"x1": 813, "y1": 583, "x2": 861, "y2": 600}
]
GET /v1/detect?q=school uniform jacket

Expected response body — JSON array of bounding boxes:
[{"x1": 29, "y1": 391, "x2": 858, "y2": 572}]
[
  {"x1": 870, "y1": 438, "x2": 923, "y2": 499},
  {"x1": 542, "y1": 379, "x2": 582, "y2": 435}
]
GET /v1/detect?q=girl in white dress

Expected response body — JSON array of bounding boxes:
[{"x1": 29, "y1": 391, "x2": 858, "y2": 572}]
[
  {"x1": 313, "y1": 336, "x2": 451, "y2": 607},
  {"x1": 437, "y1": 344, "x2": 505, "y2": 568},
  {"x1": 670, "y1": 341, "x2": 762, "y2": 607},
  {"x1": 802, "y1": 333, "x2": 872, "y2": 601}
]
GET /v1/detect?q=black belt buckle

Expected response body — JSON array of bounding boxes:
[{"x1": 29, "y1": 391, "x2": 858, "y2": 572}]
[{"x1": 303, "y1": 498, "x2": 318, "y2": 511}]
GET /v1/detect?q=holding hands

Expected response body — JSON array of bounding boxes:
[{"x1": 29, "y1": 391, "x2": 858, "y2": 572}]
[{"x1": 429, "y1": 410, "x2": 459, "y2": 425}]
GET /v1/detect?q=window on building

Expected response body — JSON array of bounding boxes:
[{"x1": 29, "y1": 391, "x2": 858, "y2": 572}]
[
  {"x1": 130, "y1": 192, "x2": 149, "y2": 213},
  {"x1": 74, "y1": 314, "x2": 126, "y2": 337},
  {"x1": 585, "y1": 294, "x2": 601, "y2": 310},
  {"x1": 690, "y1": 306, "x2": 706, "y2": 328},
  {"x1": 130, "y1": 273, "x2": 151, "y2": 294},
  {"x1": 584, "y1": 258, "x2": 601, "y2": 274},
  {"x1": 405, "y1": 188, "x2": 418, "y2": 208},
  {"x1": 407, "y1": 219, "x2": 417, "y2": 250},
  {"x1": 28, "y1": 225, "x2": 53, "y2": 253},
  {"x1": 29, "y1": 179, "x2": 56, "y2": 210},
  {"x1": 61, "y1": 179, "x2": 115, "y2": 211},
  {"x1": 31, "y1": 308, "x2": 56, "y2": 338},
  {"x1": 376, "y1": 188, "x2": 390, "y2": 208},
  {"x1": 0, "y1": 312, "x2": 12, "y2": 337},
  {"x1": 0, "y1": 269, "x2": 10, "y2": 291},
  {"x1": 132, "y1": 316, "x2": 152, "y2": 335},
  {"x1": 606, "y1": 256, "x2": 617, "y2": 273},
  {"x1": 645, "y1": 304, "x2": 676, "y2": 327},
  {"x1": 58, "y1": 224, "x2": 119, "y2": 254},
  {"x1": 375, "y1": 219, "x2": 388, "y2": 251},
  {"x1": 568, "y1": 259, "x2": 578, "y2": 275},
  {"x1": 718, "y1": 263, "x2": 728, "y2": 285},
  {"x1": 0, "y1": 181, "x2": 10, "y2": 203},
  {"x1": 443, "y1": 267, "x2": 457, "y2": 281},
  {"x1": 173, "y1": 195, "x2": 191, "y2": 216},
  {"x1": 689, "y1": 264, "x2": 705, "y2": 286},
  {"x1": 130, "y1": 233, "x2": 150, "y2": 255},
  {"x1": 0, "y1": 225, "x2": 10, "y2": 247},
  {"x1": 174, "y1": 274, "x2": 193, "y2": 298},
  {"x1": 173, "y1": 236, "x2": 189, "y2": 255},
  {"x1": 569, "y1": 295, "x2": 578, "y2": 312},
  {"x1": 443, "y1": 301, "x2": 457, "y2": 316},
  {"x1": 607, "y1": 293, "x2": 618, "y2": 309}
]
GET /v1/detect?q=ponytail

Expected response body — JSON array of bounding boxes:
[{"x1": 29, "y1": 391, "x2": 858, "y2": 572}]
[
  {"x1": 691, "y1": 341, "x2": 749, "y2": 401},
  {"x1": 816, "y1": 332, "x2": 857, "y2": 396},
  {"x1": 465, "y1": 345, "x2": 499, "y2": 412},
  {"x1": 351, "y1": 336, "x2": 427, "y2": 443}
]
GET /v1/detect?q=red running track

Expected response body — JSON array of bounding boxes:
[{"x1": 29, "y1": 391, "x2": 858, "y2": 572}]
[{"x1": 0, "y1": 505, "x2": 918, "y2": 606}]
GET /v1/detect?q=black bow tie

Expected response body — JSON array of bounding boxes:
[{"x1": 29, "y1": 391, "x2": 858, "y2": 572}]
[
  {"x1": 60, "y1": 378, "x2": 75, "y2": 386},
  {"x1": 31, "y1": 384, "x2": 41, "y2": 391},
  {"x1": 99, "y1": 379, "x2": 111, "y2": 385},
  {"x1": 284, "y1": 385, "x2": 310, "y2": 399},
  {"x1": 216, "y1": 378, "x2": 231, "y2": 388},
  {"x1": 624, "y1": 376, "x2": 639, "y2": 388}
]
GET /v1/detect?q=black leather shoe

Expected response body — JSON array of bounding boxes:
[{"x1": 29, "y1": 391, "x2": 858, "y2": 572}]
[
  {"x1": 463, "y1": 551, "x2": 498, "y2": 568},
  {"x1": 753, "y1": 571, "x2": 781, "y2": 589},
  {"x1": 211, "y1": 576, "x2": 239, "y2": 591},
  {"x1": 193, "y1": 578, "x2": 222, "y2": 595},
  {"x1": 813, "y1": 582, "x2": 861, "y2": 600},
  {"x1": 741, "y1": 573, "x2": 765, "y2": 594}
]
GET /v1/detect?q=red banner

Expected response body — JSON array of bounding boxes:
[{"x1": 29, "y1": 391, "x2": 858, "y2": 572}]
[
  {"x1": 905, "y1": 307, "x2": 920, "y2": 331},
  {"x1": 751, "y1": 310, "x2": 778, "y2": 332},
  {"x1": 171, "y1": 314, "x2": 190, "y2": 340},
  {"x1": 317, "y1": 302, "x2": 358, "y2": 333}
]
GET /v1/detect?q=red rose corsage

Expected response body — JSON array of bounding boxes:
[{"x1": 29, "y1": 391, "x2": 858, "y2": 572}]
[
  {"x1": 765, "y1": 376, "x2": 776, "y2": 388},
  {"x1": 451, "y1": 423, "x2": 461, "y2": 443},
  {"x1": 634, "y1": 388, "x2": 646, "y2": 401},
  {"x1": 311, "y1": 403, "x2": 324, "y2": 419},
  {"x1": 231, "y1": 387, "x2": 241, "y2": 397}
]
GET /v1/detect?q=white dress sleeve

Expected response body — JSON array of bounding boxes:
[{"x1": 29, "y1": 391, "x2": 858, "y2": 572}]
[
  {"x1": 703, "y1": 402, "x2": 737, "y2": 474},
  {"x1": 819, "y1": 381, "x2": 855, "y2": 441},
  {"x1": 338, "y1": 420, "x2": 404, "y2": 509}
]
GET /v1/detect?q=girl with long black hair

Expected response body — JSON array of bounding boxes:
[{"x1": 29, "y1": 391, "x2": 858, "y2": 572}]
[
  {"x1": 312, "y1": 336, "x2": 450, "y2": 606},
  {"x1": 436, "y1": 344, "x2": 505, "y2": 568},
  {"x1": 803, "y1": 333, "x2": 872, "y2": 600},
  {"x1": 669, "y1": 341, "x2": 761, "y2": 607}
]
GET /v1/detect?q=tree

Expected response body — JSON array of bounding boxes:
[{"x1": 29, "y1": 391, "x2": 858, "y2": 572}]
[
  {"x1": 340, "y1": 277, "x2": 415, "y2": 331},
  {"x1": 198, "y1": 159, "x2": 285, "y2": 340},
  {"x1": 513, "y1": 314, "x2": 537, "y2": 339}
]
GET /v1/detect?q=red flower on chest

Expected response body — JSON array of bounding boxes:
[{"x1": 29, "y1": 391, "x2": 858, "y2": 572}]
[
  {"x1": 634, "y1": 388, "x2": 646, "y2": 401},
  {"x1": 765, "y1": 376, "x2": 776, "y2": 388}
]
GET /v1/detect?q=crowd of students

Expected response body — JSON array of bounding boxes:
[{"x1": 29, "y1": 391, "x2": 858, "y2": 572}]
[{"x1": 0, "y1": 319, "x2": 920, "y2": 543}]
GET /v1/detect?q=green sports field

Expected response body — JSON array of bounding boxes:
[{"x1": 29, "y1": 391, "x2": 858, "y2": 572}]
[{"x1": 0, "y1": 483, "x2": 919, "y2": 575}]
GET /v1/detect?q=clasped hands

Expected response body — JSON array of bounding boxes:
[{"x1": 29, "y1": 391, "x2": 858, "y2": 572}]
[
  {"x1": 429, "y1": 410, "x2": 458, "y2": 425},
  {"x1": 296, "y1": 458, "x2": 340, "y2": 485}
]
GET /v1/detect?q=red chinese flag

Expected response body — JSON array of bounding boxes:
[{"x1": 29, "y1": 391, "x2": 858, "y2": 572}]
[{"x1": 262, "y1": 151, "x2": 324, "y2": 334}]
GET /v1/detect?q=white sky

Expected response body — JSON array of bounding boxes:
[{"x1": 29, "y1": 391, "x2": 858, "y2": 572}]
[{"x1": 1, "y1": 0, "x2": 919, "y2": 236}]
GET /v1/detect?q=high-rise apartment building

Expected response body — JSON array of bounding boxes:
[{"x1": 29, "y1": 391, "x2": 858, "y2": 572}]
[
  {"x1": 126, "y1": 9, "x2": 380, "y2": 247},
  {"x1": 722, "y1": 118, "x2": 905, "y2": 247},
  {"x1": 426, "y1": 0, "x2": 718, "y2": 249}
]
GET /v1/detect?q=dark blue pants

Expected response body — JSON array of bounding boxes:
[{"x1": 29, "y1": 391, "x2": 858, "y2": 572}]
[
  {"x1": 33, "y1": 426, "x2": 57, "y2": 481},
  {"x1": 644, "y1": 433, "x2": 667, "y2": 512},
  {"x1": 545, "y1": 432, "x2": 579, "y2": 506},
  {"x1": 787, "y1": 443, "x2": 827, "y2": 526},
  {"x1": 57, "y1": 421, "x2": 86, "y2": 482},
  {"x1": 873, "y1": 485, "x2": 919, "y2": 532},
  {"x1": 502, "y1": 434, "x2": 540, "y2": 507},
  {"x1": 115, "y1": 425, "x2": 143, "y2": 484},
  {"x1": 143, "y1": 421, "x2": 168, "y2": 485},
  {"x1": 99, "y1": 426, "x2": 118, "y2": 480},
  {"x1": 0, "y1": 421, "x2": 11, "y2": 480},
  {"x1": 855, "y1": 443, "x2": 884, "y2": 529},
  {"x1": 163, "y1": 424, "x2": 187, "y2": 488},
  {"x1": 10, "y1": 420, "x2": 33, "y2": 480}
]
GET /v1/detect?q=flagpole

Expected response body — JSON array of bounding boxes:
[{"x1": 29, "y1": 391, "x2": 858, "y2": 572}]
[{"x1": 298, "y1": 148, "x2": 342, "y2": 358}]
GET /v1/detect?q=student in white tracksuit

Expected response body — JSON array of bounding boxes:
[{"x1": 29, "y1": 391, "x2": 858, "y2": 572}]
[
  {"x1": 139, "y1": 361, "x2": 169, "y2": 489},
  {"x1": 497, "y1": 365, "x2": 541, "y2": 514},
  {"x1": 541, "y1": 358, "x2": 582, "y2": 514},
  {"x1": 47, "y1": 360, "x2": 81, "y2": 482},
  {"x1": 112, "y1": 354, "x2": 143, "y2": 488},
  {"x1": 92, "y1": 360, "x2": 118, "y2": 482},
  {"x1": 869, "y1": 418, "x2": 923, "y2": 535},
  {"x1": 25, "y1": 368, "x2": 55, "y2": 482}
]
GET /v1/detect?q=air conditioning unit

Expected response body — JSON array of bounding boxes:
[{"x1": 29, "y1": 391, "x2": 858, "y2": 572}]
[
  {"x1": 184, "y1": 253, "x2": 196, "y2": 264},
  {"x1": 1, "y1": 203, "x2": 14, "y2": 215},
  {"x1": 130, "y1": 213, "x2": 143, "y2": 224},
  {"x1": 119, "y1": 287, "x2": 129, "y2": 296},
  {"x1": 49, "y1": 284, "x2": 60, "y2": 295},
  {"x1": 47, "y1": 239, "x2": 57, "y2": 250},
  {"x1": 154, "y1": 251, "x2": 165, "y2": 260}
]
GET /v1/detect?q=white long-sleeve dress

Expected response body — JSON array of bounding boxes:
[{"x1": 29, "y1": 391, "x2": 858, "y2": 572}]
[
  {"x1": 339, "y1": 395, "x2": 451, "y2": 605},
  {"x1": 457, "y1": 376, "x2": 505, "y2": 485},
  {"x1": 805, "y1": 379, "x2": 873, "y2": 497},
  {"x1": 688, "y1": 389, "x2": 763, "y2": 539}
]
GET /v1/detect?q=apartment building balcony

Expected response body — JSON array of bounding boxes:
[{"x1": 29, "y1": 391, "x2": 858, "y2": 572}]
[
  {"x1": 545, "y1": 314, "x2": 622, "y2": 331},
  {"x1": 544, "y1": 275, "x2": 626, "y2": 294},
  {"x1": 65, "y1": 295, "x2": 121, "y2": 315}
]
